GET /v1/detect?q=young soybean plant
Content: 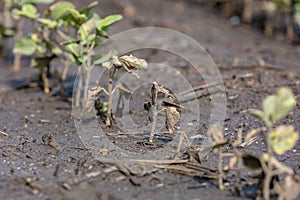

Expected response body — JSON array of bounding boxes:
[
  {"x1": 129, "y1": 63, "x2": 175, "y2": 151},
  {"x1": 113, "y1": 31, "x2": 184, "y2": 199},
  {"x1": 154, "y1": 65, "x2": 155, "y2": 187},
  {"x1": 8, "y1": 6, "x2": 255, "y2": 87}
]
[
  {"x1": 3, "y1": 0, "x2": 54, "y2": 72},
  {"x1": 13, "y1": 1, "x2": 122, "y2": 96},
  {"x1": 248, "y1": 87, "x2": 299, "y2": 200}
]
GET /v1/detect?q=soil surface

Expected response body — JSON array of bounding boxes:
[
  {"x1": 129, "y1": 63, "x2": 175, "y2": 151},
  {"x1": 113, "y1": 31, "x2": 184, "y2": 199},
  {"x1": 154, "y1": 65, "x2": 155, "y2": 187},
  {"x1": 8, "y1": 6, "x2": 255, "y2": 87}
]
[{"x1": 0, "y1": 0, "x2": 300, "y2": 200}]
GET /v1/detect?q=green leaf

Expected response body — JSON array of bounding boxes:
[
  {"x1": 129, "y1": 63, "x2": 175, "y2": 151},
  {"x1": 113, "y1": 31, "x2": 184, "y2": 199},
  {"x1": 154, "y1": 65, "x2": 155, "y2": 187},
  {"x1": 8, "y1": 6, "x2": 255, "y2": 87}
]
[
  {"x1": 65, "y1": 43, "x2": 81, "y2": 58},
  {"x1": 79, "y1": 16, "x2": 97, "y2": 41},
  {"x1": 96, "y1": 14, "x2": 122, "y2": 31},
  {"x1": 36, "y1": 44, "x2": 47, "y2": 54},
  {"x1": 65, "y1": 43, "x2": 83, "y2": 65},
  {"x1": 37, "y1": 18, "x2": 58, "y2": 29},
  {"x1": 263, "y1": 87, "x2": 296, "y2": 123},
  {"x1": 249, "y1": 109, "x2": 266, "y2": 120},
  {"x1": 87, "y1": 34, "x2": 96, "y2": 44},
  {"x1": 295, "y1": 2, "x2": 300, "y2": 11},
  {"x1": 23, "y1": 0, "x2": 54, "y2": 3},
  {"x1": 92, "y1": 50, "x2": 116, "y2": 65},
  {"x1": 51, "y1": 45, "x2": 63, "y2": 55},
  {"x1": 96, "y1": 29, "x2": 109, "y2": 38},
  {"x1": 0, "y1": 25, "x2": 15, "y2": 37},
  {"x1": 79, "y1": 1, "x2": 98, "y2": 15},
  {"x1": 14, "y1": 4, "x2": 39, "y2": 19},
  {"x1": 48, "y1": 1, "x2": 75, "y2": 20},
  {"x1": 295, "y1": 12, "x2": 300, "y2": 26},
  {"x1": 13, "y1": 37, "x2": 37, "y2": 55},
  {"x1": 262, "y1": 95, "x2": 276, "y2": 120},
  {"x1": 270, "y1": 125, "x2": 298, "y2": 155},
  {"x1": 67, "y1": 8, "x2": 87, "y2": 24}
]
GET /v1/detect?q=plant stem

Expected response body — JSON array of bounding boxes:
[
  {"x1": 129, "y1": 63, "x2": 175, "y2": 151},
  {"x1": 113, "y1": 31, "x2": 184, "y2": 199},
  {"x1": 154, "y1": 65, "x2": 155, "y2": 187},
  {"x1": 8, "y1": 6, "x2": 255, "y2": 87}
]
[
  {"x1": 60, "y1": 59, "x2": 71, "y2": 95},
  {"x1": 13, "y1": 19, "x2": 24, "y2": 72},
  {"x1": 263, "y1": 125, "x2": 273, "y2": 200},
  {"x1": 61, "y1": 59, "x2": 70, "y2": 81},
  {"x1": 149, "y1": 82, "x2": 158, "y2": 143},
  {"x1": 83, "y1": 53, "x2": 92, "y2": 108},
  {"x1": 105, "y1": 78, "x2": 113, "y2": 126},
  {"x1": 3, "y1": 0, "x2": 13, "y2": 29},
  {"x1": 42, "y1": 64, "x2": 50, "y2": 94},
  {"x1": 76, "y1": 66, "x2": 82, "y2": 108},
  {"x1": 218, "y1": 150, "x2": 224, "y2": 190}
]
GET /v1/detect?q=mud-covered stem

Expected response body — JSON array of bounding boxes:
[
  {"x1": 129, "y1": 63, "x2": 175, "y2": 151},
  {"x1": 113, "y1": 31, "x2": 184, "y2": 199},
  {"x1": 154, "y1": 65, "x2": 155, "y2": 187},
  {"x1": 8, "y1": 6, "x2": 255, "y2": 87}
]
[
  {"x1": 149, "y1": 83, "x2": 158, "y2": 143},
  {"x1": 105, "y1": 78, "x2": 113, "y2": 126}
]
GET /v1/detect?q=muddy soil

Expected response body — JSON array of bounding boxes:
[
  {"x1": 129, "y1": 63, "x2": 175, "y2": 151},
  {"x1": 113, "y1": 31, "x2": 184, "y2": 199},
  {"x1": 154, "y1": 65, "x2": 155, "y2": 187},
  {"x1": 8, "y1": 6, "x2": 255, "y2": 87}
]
[{"x1": 0, "y1": 0, "x2": 300, "y2": 200}]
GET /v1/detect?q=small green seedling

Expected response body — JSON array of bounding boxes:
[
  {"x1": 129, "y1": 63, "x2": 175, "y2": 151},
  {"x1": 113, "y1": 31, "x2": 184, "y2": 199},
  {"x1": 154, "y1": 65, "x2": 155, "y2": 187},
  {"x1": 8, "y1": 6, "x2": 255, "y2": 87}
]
[
  {"x1": 247, "y1": 87, "x2": 298, "y2": 200},
  {"x1": 12, "y1": 1, "x2": 123, "y2": 96},
  {"x1": 1, "y1": 0, "x2": 54, "y2": 71}
]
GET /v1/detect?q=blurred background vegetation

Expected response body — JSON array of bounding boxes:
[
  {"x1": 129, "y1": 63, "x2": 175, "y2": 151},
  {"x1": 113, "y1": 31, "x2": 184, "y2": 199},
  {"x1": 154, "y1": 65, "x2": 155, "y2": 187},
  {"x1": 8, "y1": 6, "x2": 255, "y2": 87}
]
[{"x1": 194, "y1": 0, "x2": 300, "y2": 43}]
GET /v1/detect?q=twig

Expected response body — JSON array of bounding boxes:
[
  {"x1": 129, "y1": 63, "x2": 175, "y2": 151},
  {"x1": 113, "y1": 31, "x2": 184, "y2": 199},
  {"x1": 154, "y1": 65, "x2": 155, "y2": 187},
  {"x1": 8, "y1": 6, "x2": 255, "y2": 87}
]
[
  {"x1": 127, "y1": 159, "x2": 188, "y2": 165},
  {"x1": 0, "y1": 131, "x2": 8, "y2": 137},
  {"x1": 218, "y1": 150, "x2": 224, "y2": 190},
  {"x1": 219, "y1": 64, "x2": 290, "y2": 72}
]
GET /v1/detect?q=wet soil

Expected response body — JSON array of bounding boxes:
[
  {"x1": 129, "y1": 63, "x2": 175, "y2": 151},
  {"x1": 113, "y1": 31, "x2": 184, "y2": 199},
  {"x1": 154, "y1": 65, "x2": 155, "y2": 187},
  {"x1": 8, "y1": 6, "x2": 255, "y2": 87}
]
[{"x1": 0, "y1": 0, "x2": 300, "y2": 199}]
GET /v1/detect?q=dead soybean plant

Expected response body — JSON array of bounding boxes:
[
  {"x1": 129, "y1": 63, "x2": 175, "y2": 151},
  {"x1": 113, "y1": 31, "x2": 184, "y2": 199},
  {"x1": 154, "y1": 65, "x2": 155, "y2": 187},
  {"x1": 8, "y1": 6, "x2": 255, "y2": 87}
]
[
  {"x1": 143, "y1": 82, "x2": 182, "y2": 143},
  {"x1": 88, "y1": 54, "x2": 147, "y2": 126}
]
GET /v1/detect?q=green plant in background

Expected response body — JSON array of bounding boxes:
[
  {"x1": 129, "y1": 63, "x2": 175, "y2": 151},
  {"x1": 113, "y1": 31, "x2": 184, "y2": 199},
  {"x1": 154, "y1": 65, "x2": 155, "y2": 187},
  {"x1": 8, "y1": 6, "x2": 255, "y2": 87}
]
[
  {"x1": 12, "y1": 1, "x2": 123, "y2": 95},
  {"x1": 248, "y1": 87, "x2": 298, "y2": 200},
  {"x1": 0, "y1": 0, "x2": 54, "y2": 71},
  {"x1": 0, "y1": 0, "x2": 15, "y2": 41},
  {"x1": 294, "y1": 0, "x2": 300, "y2": 26}
]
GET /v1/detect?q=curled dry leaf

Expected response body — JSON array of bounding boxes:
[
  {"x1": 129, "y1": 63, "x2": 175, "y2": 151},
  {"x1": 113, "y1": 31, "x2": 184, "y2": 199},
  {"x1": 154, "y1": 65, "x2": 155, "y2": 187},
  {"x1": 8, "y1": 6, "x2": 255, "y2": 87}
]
[
  {"x1": 114, "y1": 54, "x2": 148, "y2": 72},
  {"x1": 165, "y1": 106, "x2": 180, "y2": 134},
  {"x1": 207, "y1": 124, "x2": 224, "y2": 145}
]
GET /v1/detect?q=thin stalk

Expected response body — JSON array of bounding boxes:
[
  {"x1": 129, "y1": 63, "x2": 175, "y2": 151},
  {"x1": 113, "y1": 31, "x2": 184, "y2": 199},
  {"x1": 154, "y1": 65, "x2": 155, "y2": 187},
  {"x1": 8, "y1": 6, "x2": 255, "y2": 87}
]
[
  {"x1": 234, "y1": 129, "x2": 243, "y2": 195},
  {"x1": 42, "y1": 64, "x2": 50, "y2": 94},
  {"x1": 60, "y1": 59, "x2": 71, "y2": 95},
  {"x1": 83, "y1": 53, "x2": 92, "y2": 108},
  {"x1": 149, "y1": 83, "x2": 158, "y2": 143},
  {"x1": 61, "y1": 59, "x2": 71, "y2": 81},
  {"x1": 263, "y1": 125, "x2": 273, "y2": 200},
  {"x1": 242, "y1": 0, "x2": 253, "y2": 23},
  {"x1": 13, "y1": 18, "x2": 24, "y2": 72},
  {"x1": 218, "y1": 150, "x2": 224, "y2": 190},
  {"x1": 75, "y1": 66, "x2": 82, "y2": 107},
  {"x1": 105, "y1": 78, "x2": 113, "y2": 126},
  {"x1": 3, "y1": 0, "x2": 13, "y2": 28}
]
